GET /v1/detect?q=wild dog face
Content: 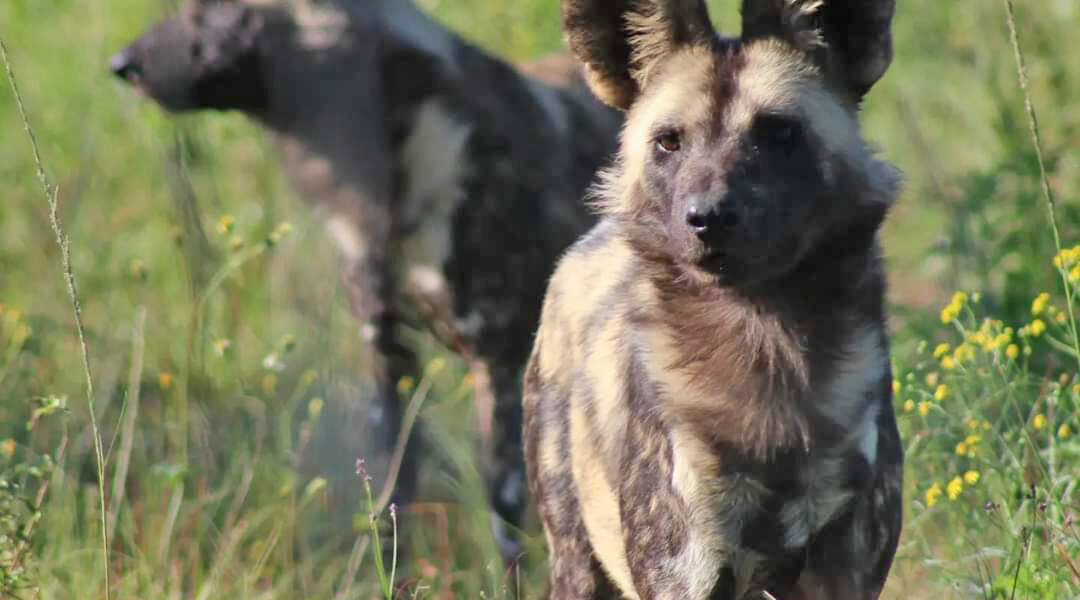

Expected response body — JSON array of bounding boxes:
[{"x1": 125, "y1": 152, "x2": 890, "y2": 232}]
[
  {"x1": 111, "y1": 0, "x2": 267, "y2": 111},
  {"x1": 568, "y1": 0, "x2": 899, "y2": 288}
]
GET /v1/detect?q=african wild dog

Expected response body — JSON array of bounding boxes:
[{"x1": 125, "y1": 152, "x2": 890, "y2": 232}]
[
  {"x1": 524, "y1": 0, "x2": 903, "y2": 597},
  {"x1": 111, "y1": 0, "x2": 621, "y2": 556}
]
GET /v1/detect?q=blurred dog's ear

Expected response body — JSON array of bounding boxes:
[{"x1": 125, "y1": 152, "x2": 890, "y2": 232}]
[
  {"x1": 562, "y1": 0, "x2": 715, "y2": 110},
  {"x1": 741, "y1": 0, "x2": 895, "y2": 101}
]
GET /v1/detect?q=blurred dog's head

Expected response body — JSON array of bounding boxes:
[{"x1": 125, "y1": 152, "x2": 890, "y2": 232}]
[{"x1": 111, "y1": 0, "x2": 268, "y2": 112}]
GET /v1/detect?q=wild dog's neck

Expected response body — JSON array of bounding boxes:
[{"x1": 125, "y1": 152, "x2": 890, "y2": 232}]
[{"x1": 639, "y1": 223, "x2": 886, "y2": 456}]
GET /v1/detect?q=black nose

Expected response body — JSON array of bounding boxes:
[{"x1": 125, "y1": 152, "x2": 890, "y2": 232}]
[
  {"x1": 110, "y1": 50, "x2": 139, "y2": 81},
  {"x1": 686, "y1": 200, "x2": 738, "y2": 242}
]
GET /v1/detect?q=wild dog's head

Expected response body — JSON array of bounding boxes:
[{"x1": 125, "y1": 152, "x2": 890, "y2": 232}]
[
  {"x1": 566, "y1": 0, "x2": 900, "y2": 288},
  {"x1": 111, "y1": 0, "x2": 270, "y2": 112}
]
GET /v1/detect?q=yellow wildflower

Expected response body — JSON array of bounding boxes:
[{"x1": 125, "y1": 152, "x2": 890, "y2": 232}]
[
  {"x1": 964, "y1": 434, "x2": 981, "y2": 446},
  {"x1": 262, "y1": 373, "x2": 277, "y2": 394},
  {"x1": 1006, "y1": 344, "x2": 1019, "y2": 360},
  {"x1": 426, "y1": 357, "x2": 446, "y2": 376},
  {"x1": 926, "y1": 372, "x2": 940, "y2": 387},
  {"x1": 0, "y1": 439, "x2": 14, "y2": 458},
  {"x1": 1032, "y1": 414, "x2": 1046, "y2": 430},
  {"x1": 397, "y1": 375, "x2": 415, "y2": 395},
  {"x1": 989, "y1": 333, "x2": 1011, "y2": 351},
  {"x1": 308, "y1": 397, "x2": 324, "y2": 419},
  {"x1": 1071, "y1": 265, "x2": 1080, "y2": 283},
  {"x1": 918, "y1": 401, "x2": 930, "y2": 416},
  {"x1": 934, "y1": 384, "x2": 949, "y2": 401},
  {"x1": 940, "y1": 292, "x2": 967, "y2": 324},
  {"x1": 892, "y1": 379, "x2": 901, "y2": 394},
  {"x1": 966, "y1": 418, "x2": 979, "y2": 430},
  {"x1": 1031, "y1": 292, "x2": 1050, "y2": 316},
  {"x1": 925, "y1": 482, "x2": 942, "y2": 507},
  {"x1": 903, "y1": 399, "x2": 915, "y2": 413},
  {"x1": 947, "y1": 477, "x2": 964, "y2": 501},
  {"x1": 1030, "y1": 319, "x2": 1046, "y2": 336},
  {"x1": 216, "y1": 214, "x2": 236, "y2": 235},
  {"x1": 941, "y1": 305, "x2": 959, "y2": 324},
  {"x1": 1059, "y1": 424, "x2": 1072, "y2": 440},
  {"x1": 159, "y1": 372, "x2": 174, "y2": 390},
  {"x1": 954, "y1": 344, "x2": 976, "y2": 363},
  {"x1": 941, "y1": 356, "x2": 956, "y2": 370},
  {"x1": 954, "y1": 442, "x2": 968, "y2": 456},
  {"x1": 933, "y1": 343, "x2": 951, "y2": 358},
  {"x1": 212, "y1": 338, "x2": 232, "y2": 357},
  {"x1": 964, "y1": 470, "x2": 980, "y2": 485}
]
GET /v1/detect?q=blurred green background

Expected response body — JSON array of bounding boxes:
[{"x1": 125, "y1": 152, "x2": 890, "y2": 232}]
[{"x1": 1, "y1": 0, "x2": 1078, "y2": 598}]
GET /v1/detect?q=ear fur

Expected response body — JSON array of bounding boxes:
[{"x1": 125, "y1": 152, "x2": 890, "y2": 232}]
[
  {"x1": 562, "y1": 0, "x2": 715, "y2": 110},
  {"x1": 741, "y1": 0, "x2": 895, "y2": 101}
]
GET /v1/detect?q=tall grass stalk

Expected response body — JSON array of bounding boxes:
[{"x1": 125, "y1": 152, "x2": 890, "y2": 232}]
[
  {"x1": 1003, "y1": 0, "x2": 1080, "y2": 367},
  {"x1": 0, "y1": 35, "x2": 112, "y2": 598}
]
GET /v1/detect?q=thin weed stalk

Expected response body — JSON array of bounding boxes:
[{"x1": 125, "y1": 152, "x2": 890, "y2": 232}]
[
  {"x1": 1003, "y1": 0, "x2": 1080, "y2": 368},
  {"x1": 0, "y1": 35, "x2": 111, "y2": 599}
]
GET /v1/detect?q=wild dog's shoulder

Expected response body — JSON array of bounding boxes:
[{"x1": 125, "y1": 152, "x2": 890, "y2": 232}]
[{"x1": 533, "y1": 220, "x2": 638, "y2": 374}]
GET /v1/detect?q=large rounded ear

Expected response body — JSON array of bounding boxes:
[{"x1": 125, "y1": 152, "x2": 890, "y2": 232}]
[
  {"x1": 741, "y1": 0, "x2": 896, "y2": 101},
  {"x1": 562, "y1": 0, "x2": 716, "y2": 110}
]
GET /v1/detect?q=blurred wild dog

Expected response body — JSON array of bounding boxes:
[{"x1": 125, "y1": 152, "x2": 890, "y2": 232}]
[
  {"x1": 524, "y1": 0, "x2": 903, "y2": 597},
  {"x1": 111, "y1": 0, "x2": 621, "y2": 555}
]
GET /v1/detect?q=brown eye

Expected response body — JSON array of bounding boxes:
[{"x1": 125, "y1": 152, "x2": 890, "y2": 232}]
[{"x1": 655, "y1": 131, "x2": 681, "y2": 153}]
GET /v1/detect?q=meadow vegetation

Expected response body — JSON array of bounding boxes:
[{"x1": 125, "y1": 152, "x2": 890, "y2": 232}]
[{"x1": 0, "y1": 0, "x2": 1078, "y2": 597}]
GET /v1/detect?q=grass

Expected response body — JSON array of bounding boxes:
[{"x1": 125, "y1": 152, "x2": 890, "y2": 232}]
[{"x1": 0, "y1": 0, "x2": 1078, "y2": 598}]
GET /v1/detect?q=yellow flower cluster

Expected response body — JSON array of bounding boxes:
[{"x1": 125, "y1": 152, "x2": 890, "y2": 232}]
[
  {"x1": 0, "y1": 438, "x2": 15, "y2": 459},
  {"x1": 1031, "y1": 292, "x2": 1051, "y2": 315},
  {"x1": 934, "y1": 384, "x2": 949, "y2": 401},
  {"x1": 926, "y1": 482, "x2": 942, "y2": 507},
  {"x1": 946, "y1": 476, "x2": 964, "y2": 500},
  {"x1": 216, "y1": 214, "x2": 236, "y2": 235},
  {"x1": 1059, "y1": 424, "x2": 1072, "y2": 439},
  {"x1": 954, "y1": 433, "x2": 981, "y2": 457},
  {"x1": 1032, "y1": 414, "x2": 1046, "y2": 430},
  {"x1": 940, "y1": 292, "x2": 968, "y2": 324},
  {"x1": 1053, "y1": 245, "x2": 1080, "y2": 267},
  {"x1": 926, "y1": 470, "x2": 981, "y2": 507},
  {"x1": 1051, "y1": 245, "x2": 1080, "y2": 282}
]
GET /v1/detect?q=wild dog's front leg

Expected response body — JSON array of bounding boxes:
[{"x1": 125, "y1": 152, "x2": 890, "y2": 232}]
[
  {"x1": 488, "y1": 364, "x2": 528, "y2": 561},
  {"x1": 368, "y1": 314, "x2": 423, "y2": 510},
  {"x1": 524, "y1": 363, "x2": 617, "y2": 600},
  {"x1": 617, "y1": 414, "x2": 705, "y2": 600}
]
